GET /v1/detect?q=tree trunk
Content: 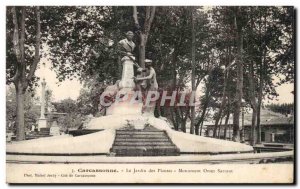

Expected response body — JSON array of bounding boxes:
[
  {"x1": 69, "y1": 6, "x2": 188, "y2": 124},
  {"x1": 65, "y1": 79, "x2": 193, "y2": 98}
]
[
  {"x1": 257, "y1": 46, "x2": 266, "y2": 144},
  {"x1": 224, "y1": 101, "x2": 231, "y2": 139},
  {"x1": 248, "y1": 62, "x2": 258, "y2": 146},
  {"x1": 217, "y1": 115, "x2": 224, "y2": 139},
  {"x1": 256, "y1": 88, "x2": 262, "y2": 144},
  {"x1": 213, "y1": 46, "x2": 230, "y2": 137},
  {"x1": 251, "y1": 107, "x2": 257, "y2": 146},
  {"x1": 199, "y1": 120, "x2": 204, "y2": 136},
  {"x1": 195, "y1": 95, "x2": 209, "y2": 135},
  {"x1": 180, "y1": 107, "x2": 189, "y2": 133},
  {"x1": 232, "y1": 7, "x2": 243, "y2": 142},
  {"x1": 169, "y1": 107, "x2": 178, "y2": 130},
  {"x1": 190, "y1": 6, "x2": 196, "y2": 135},
  {"x1": 256, "y1": 14, "x2": 267, "y2": 144},
  {"x1": 138, "y1": 34, "x2": 146, "y2": 68},
  {"x1": 213, "y1": 71, "x2": 228, "y2": 137},
  {"x1": 15, "y1": 82, "x2": 26, "y2": 141}
]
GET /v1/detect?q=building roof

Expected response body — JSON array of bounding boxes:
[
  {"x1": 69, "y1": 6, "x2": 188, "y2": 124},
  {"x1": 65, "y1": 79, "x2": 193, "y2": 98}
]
[{"x1": 205, "y1": 108, "x2": 294, "y2": 127}]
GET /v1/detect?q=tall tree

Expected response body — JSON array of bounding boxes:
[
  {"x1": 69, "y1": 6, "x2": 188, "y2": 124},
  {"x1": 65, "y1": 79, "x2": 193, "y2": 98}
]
[
  {"x1": 7, "y1": 6, "x2": 41, "y2": 140},
  {"x1": 232, "y1": 7, "x2": 244, "y2": 142},
  {"x1": 190, "y1": 6, "x2": 196, "y2": 134}
]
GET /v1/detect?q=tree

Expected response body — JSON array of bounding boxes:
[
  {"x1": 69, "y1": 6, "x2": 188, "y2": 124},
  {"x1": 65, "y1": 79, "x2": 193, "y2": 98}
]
[
  {"x1": 33, "y1": 6, "x2": 294, "y2": 139},
  {"x1": 232, "y1": 7, "x2": 245, "y2": 142},
  {"x1": 266, "y1": 103, "x2": 294, "y2": 115},
  {"x1": 240, "y1": 7, "x2": 294, "y2": 144},
  {"x1": 7, "y1": 6, "x2": 41, "y2": 140},
  {"x1": 77, "y1": 77, "x2": 106, "y2": 116},
  {"x1": 54, "y1": 98, "x2": 83, "y2": 130},
  {"x1": 190, "y1": 6, "x2": 196, "y2": 134}
]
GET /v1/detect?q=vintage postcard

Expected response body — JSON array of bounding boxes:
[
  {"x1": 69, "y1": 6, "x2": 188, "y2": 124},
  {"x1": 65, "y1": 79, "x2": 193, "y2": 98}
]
[{"x1": 5, "y1": 5, "x2": 295, "y2": 184}]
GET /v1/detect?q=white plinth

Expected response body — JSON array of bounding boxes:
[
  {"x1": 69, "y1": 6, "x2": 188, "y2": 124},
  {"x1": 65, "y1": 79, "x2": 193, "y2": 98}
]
[
  {"x1": 106, "y1": 101, "x2": 143, "y2": 116},
  {"x1": 119, "y1": 57, "x2": 135, "y2": 89},
  {"x1": 38, "y1": 118, "x2": 47, "y2": 130}
]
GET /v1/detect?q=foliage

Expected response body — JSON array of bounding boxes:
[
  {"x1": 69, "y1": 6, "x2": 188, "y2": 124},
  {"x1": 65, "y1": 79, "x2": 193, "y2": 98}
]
[
  {"x1": 266, "y1": 103, "x2": 294, "y2": 115},
  {"x1": 6, "y1": 85, "x2": 40, "y2": 133}
]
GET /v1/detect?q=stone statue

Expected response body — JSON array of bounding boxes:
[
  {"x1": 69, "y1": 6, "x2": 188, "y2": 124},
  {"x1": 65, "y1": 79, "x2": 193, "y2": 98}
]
[
  {"x1": 134, "y1": 59, "x2": 158, "y2": 91},
  {"x1": 118, "y1": 31, "x2": 136, "y2": 59},
  {"x1": 105, "y1": 33, "x2": 157, "y2": 116},
  {"x1": 134, "y1": 67, "x2": 147, "y2": 93},
  {"x1": 118, "y1": 31, "x2": 141, "y2": 91}
]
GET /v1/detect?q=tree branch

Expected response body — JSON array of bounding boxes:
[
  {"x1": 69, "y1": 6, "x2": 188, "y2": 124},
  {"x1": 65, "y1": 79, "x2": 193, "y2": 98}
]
[
  {"x1": 11, "y1": 7, "x2": 21, "y2": 63},
  {"x1": 26, "y1": 6, "x2": 41, "y2": 83},
  {"x1": 144, "y1": 6, "x2": 156, "y2": 35},
  {"x1": 20, "y1": 7, "x2": 25, "y2": 66},
  {"x1": 149, "y1": 7, "x2": 156, "y2": 26},
  {"x1": 133, "y1": 6, "x2": 140, "y2": 28},
  {"x1": 145, "y1": 6, "x2": 151, "y2": 23}
]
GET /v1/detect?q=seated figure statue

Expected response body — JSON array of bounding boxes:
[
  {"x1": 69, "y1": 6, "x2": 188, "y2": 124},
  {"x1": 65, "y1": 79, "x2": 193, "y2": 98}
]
[{"x1": 133, "y1": 59, "x2": 158, "y2": 115}]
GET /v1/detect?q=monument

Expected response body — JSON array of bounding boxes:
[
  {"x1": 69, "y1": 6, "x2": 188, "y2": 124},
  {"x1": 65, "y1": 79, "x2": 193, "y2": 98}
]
[
  {"x1": 35, "y1": 78, "x2": 66, "y2": 136},
  {"x1": 37, "y1": 78, "x2": 47, "y2": 131},
  {"x1": 7, "y1": 30, "x2": 292, "y2": 163}
]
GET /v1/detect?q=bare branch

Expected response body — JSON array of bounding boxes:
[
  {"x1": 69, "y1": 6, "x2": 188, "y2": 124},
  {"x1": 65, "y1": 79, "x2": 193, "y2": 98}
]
[
  {"x1": 149, "y1": 7, "x2": 156, "y2": 26},
  {"x1": 144, "y1": 6, "x2": 156, "y2": 34},
  {"x1": 145, "y1": 6, "x2": 151, "y2": 21},
  {"x1": 133, "y1": 6, "x2": 139, "y2": 28}
]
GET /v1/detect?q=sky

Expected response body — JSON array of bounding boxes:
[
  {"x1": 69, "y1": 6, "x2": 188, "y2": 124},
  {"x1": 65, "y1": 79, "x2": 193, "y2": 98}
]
[
  {"x1": 34, "y1": 57, "x2": 294, "y2": 104},
  {"x1": 35, "y1": 57, "x2": 83, "y2": 102}
]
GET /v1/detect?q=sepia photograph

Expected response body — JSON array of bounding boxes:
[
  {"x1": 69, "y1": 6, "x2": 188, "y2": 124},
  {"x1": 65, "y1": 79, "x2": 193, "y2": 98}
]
[{"x1": 5, "y1": 4, "x2": 295, "y2": 184}]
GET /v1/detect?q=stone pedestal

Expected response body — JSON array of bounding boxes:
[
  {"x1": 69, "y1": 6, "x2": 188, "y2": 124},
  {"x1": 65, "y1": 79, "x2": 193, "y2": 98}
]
[
  {"x1": 37, "y1": 118, "x2": 47, "y2": 131},
  {"x1": 119, "y1": 56, "x2": 135, "y2": 90},
  {"x1": 107, "y1": 56, "x2": 143, "y2": 115}
]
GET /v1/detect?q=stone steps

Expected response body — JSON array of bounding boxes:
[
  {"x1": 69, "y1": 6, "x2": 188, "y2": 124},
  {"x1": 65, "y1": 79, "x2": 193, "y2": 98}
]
[
  {"x1": 115, "y1": 134, "x2": 166, "y2": 138},
  {"x1": 39, "y1": 128, "x2": 50, "y2": 135},
  {"x1": 111, "y1": 146, "x2": 179, "y2": 156},
  {"x1": 113, "y1": 142, "x2": 175, "y2": 146},
  {"x1": 26, "y1": 128, "x2": 51, "y2": 140},
  {"x1": 26, "y1": 135, "x2": 52, "y2": 140},
  {"x1": 110, "y1": 126, "x2": 180, "y2": 156},
  {"x1": 115, "y1": 138, "x2": 170, "y2": 142}
]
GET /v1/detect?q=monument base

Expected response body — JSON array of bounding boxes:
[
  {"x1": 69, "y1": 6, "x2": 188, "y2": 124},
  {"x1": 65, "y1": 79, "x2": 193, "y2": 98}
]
[
  {"x1": 37, "y1": 118, "x2": 47, "y2": 131},
  {"x1": 106, "y1": 100, "x2": 143, "y2": 116}
]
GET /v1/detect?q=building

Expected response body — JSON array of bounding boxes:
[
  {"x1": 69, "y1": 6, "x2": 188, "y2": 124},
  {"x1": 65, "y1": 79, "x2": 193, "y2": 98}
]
[{"x1": 205, "y1": 109, "x2": 294, "y2": 144}]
